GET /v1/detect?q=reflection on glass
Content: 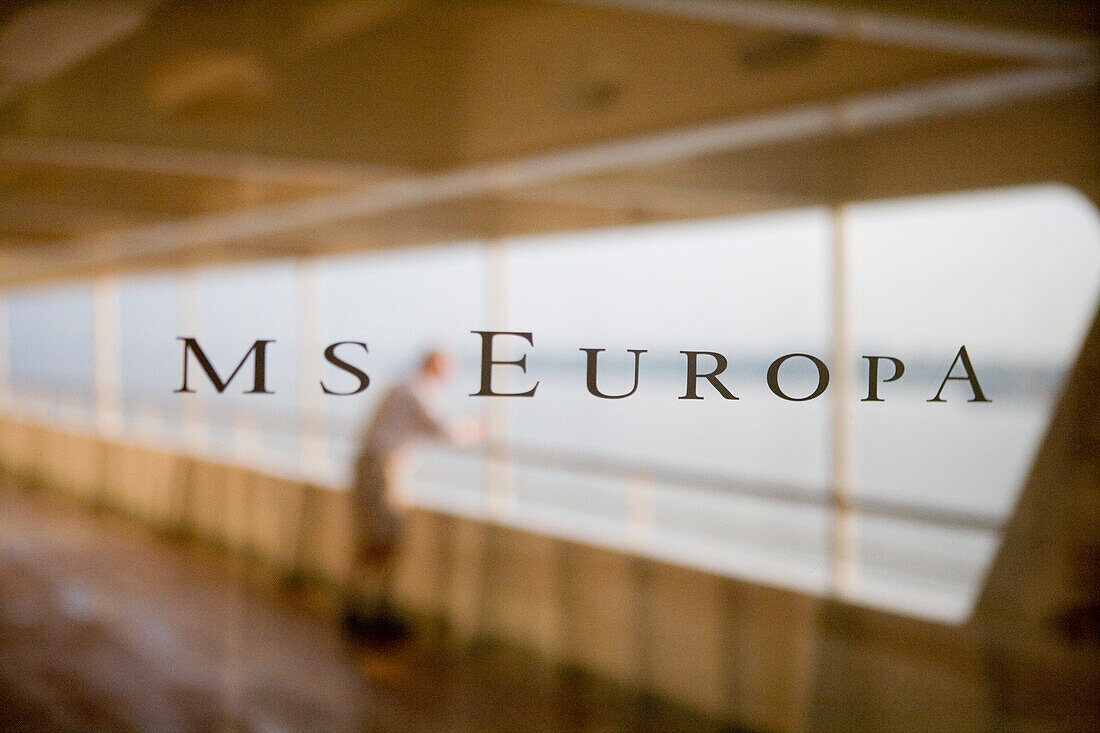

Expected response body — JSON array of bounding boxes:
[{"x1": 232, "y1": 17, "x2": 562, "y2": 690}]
[{"x1": 2, "y1": 185, "x2": 1096, "y2": 623}]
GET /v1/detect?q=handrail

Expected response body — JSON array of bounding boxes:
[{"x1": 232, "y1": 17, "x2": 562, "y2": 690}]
[
  {"x1": 0, "y1": 383, "x2": 1004, "y2": 534},
  {"x1": 474, "y1": 441, "x2": 1003, "y2": 533}
]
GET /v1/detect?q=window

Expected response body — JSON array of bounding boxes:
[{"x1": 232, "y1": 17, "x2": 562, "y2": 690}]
[{"x1": 2, "y1": 184, "x2": 1096, "y2": 623}]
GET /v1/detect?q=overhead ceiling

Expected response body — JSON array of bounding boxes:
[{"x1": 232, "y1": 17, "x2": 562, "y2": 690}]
[{"x1": 0, "y1": 0, "x2": 1096, "y2": 284}]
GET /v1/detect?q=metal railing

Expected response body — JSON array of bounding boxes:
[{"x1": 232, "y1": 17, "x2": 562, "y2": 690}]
[
  {"x1": 0, "y1": 380, "x2": 1005, "y2": 622},
  {"x1": 0, "y1": 381, "x2": 1004, "y2": 533}
]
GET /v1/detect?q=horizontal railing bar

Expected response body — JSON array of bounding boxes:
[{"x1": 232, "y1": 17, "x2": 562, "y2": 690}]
[
  {"x1": 0, "y1": 385, "x2": 1005, "y2": 533},
  {"x1": 470, "y1": 442, "x2": 1003, "y2": 533}
]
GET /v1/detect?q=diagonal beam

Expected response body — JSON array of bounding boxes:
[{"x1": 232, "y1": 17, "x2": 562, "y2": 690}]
[
  {"x1": 0, "y1": 137, "x2": 396, "y2": 189},
  {"x1": 498, "y1": 178, "x2": 810, "y2": 215},
  {"x1": 0, "y1": 136, "x2": 802, "y2": 218},
  {"x1": 555, "y1": 0, "x2": 1096, "y2": 63},
  {"x1": 0, "y1": 1, "x2": 155, "y2": 105}
]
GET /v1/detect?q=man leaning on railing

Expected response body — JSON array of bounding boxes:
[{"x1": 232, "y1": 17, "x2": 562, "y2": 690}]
[{"x1": 342, "y1": 348, "x2": 482, "y2": 647}]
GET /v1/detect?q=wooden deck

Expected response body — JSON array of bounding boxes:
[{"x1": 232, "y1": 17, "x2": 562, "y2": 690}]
[{"x1": 0, "y1": 475, "x2": 727, "y2": 732}]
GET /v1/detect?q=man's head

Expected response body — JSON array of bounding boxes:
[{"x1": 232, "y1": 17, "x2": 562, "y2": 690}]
[{"x1": 418, "y1": 349, "x2": 453, "y2": 382}]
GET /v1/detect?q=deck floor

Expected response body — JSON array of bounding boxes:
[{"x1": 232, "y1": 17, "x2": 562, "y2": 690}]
[{"x1": 0, "y1": 476, "x2": 725, "y2": 732}]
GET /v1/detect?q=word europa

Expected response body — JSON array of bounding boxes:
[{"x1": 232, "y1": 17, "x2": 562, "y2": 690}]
[{"x1": 175, "y1": 332, "x2": 990, "y2": 403}]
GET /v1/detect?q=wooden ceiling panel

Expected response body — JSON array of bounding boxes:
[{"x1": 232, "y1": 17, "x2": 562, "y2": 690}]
[{"x1": 0, "y1": 0, "x2": 1094, "y2": 284}]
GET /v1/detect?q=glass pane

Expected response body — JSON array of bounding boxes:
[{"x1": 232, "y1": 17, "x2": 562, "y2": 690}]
[
  {"x1": 191, "y1": 260, "x2": 301, "y2": 476},
  {"x1": 318, "y1": 243, "x2": 488, "y2": 490},
  {"x1": 504, "y1": 209, "x2": 834, "y2": 588},
  {"x1": 845, "y1": 184, "x2": 1100, "y2": 621},
  {"x1": 6, "y1": 284, "x2": 95, "y2": 427},
  {"x1": 118, "y1": 272, "x2": 180, "y2": 438}
]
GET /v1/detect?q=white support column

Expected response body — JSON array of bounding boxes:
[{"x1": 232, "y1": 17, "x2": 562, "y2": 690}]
[
  {"x1": 0, "y1": 291, "x2": 8, "y2": 411},
  {"x1": 92, "y1": 277, "x2": 122, "y2": 438},
  {"x1": 829, "y1": 206, "x2": 858, "y2": 596},
  {"x1": 484, "y1": 237, "x2": 514, "y2": 522},
  {"x1": 297, "y1": 258, "x2": 328, "y2": 483},
  {"x1": 178, "y1": 268, "x2": 209, "y2": 455}
]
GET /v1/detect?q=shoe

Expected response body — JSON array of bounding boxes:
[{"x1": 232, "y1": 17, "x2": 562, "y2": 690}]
[{"x1": 341, "y1": 604, "x2": 412, "y2": 649}]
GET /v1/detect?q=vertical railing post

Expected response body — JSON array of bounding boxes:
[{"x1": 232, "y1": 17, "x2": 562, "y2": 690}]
[
  {"x1": 178, "y1": 268, "x2": 208, "y2": 455},
  {"x1": 830, "y1": 205, "x2": 858, "y2": 597},
  {"x1": 294, "y1": 260, "x2": 326, "y2": 577},
  {"x1": 92, "y1": 277, "x2": 121, "y2": 438}
]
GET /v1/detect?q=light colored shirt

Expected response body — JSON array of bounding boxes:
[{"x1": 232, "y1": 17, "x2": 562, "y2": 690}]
[
  {"x1": 359, "y1": 380, "x2": 449, "y2": 459},
  {"x1": 351, "y1": 378, "x2": 455, "y2": 540}
]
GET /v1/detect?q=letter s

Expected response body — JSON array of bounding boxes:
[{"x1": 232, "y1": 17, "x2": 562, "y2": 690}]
[{"x1": 321, "y1": 341, "x2": 370, "y2": 395}]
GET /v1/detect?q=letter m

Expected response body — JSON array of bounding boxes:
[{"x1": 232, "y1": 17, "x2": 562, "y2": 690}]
[{"x1": 175, "y1": 338, "x2": 275, "y2": 394}]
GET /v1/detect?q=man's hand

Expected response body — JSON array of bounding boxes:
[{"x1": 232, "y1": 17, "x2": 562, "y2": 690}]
[{"x1": 452, "y1": 415, "x2": 487, "y2": 446}]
